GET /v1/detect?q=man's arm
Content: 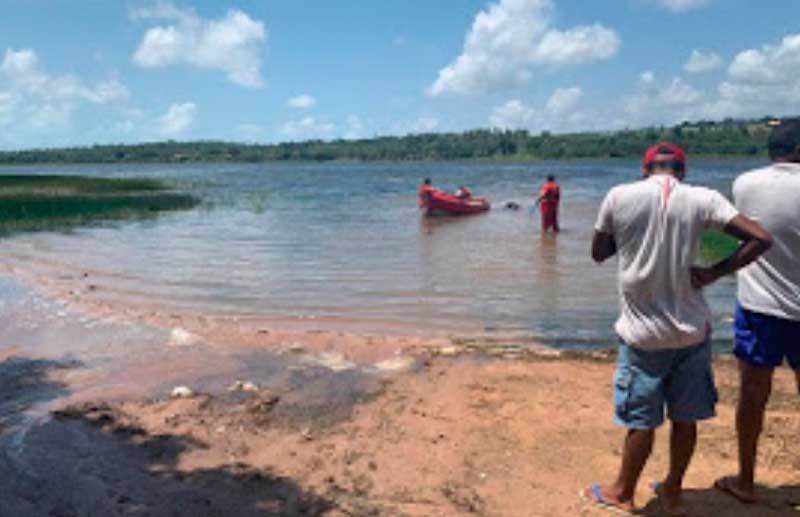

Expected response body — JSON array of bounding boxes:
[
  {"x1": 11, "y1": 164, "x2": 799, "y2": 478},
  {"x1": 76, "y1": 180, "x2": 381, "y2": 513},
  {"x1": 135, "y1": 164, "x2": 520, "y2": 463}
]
[
  {"x1": 691, "y1": 214, "x2": 772, "y2": 289},
  {"x1": 592, "y1": 230, "x2": 617, "y2": 263}
]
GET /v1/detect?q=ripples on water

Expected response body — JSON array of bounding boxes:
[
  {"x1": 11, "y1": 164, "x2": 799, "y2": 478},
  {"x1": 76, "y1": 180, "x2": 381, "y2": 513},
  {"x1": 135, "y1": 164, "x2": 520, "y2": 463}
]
[{"x1": 0, "y1": 159, "x2": 768, "y2": 349}]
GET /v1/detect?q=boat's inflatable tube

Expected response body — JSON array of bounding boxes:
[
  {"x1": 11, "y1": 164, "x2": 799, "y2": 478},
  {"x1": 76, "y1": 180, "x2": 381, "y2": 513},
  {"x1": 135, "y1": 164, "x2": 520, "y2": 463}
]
[{"x1": 422, "y1": 191, "x2": 491, "y2": 216}]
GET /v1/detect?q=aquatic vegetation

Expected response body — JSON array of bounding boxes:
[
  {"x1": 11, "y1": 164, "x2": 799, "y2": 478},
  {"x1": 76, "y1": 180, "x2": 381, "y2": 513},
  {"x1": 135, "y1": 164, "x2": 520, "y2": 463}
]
[
  {"x1": 700, "y1": 230, "x2": 740, "y2": 264},
  {"x1": 0, "y1": 175, "x2": 198, "y2": 235}
]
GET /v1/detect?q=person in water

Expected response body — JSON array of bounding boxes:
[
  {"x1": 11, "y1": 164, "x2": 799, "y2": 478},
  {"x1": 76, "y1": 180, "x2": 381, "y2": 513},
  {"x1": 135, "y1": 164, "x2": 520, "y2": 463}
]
[
  {"x1": 583, "y1": 143, "x2": 772, "y2": 515},
  {"x1": 419, "y1": 178, "x2": 436, "y2": 207},
  {"x1": 714, "y1": 119, "x2": 800, "y2": 505},
  {"x1": 536, "y1": 175, "x2": 561, "y2": 232},
  {"x1": 454, "y1": 185, "x2": 472, "y2": 199}
]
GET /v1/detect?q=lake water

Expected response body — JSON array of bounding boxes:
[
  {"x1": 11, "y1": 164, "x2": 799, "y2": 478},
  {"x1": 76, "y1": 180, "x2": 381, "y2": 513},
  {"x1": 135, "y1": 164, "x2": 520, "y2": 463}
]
[{"x1": 0, "y1": 158, "x2": 769, "y2": 349}]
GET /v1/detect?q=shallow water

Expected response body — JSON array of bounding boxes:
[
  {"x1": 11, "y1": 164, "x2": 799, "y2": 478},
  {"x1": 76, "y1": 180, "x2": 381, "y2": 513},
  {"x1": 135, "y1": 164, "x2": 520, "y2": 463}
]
[{"x1": 0, "y1": 159, "x2": 768, "y2": 348}]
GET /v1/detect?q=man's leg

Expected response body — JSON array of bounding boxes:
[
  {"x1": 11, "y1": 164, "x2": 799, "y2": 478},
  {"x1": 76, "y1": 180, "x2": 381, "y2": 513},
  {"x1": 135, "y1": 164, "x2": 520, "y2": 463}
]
[
  {"x1": 614, "y1": 429, "x2": 656, "y2": 501},
  {"x1": 593, "y1": 429, "x2": 655, "y2": 510},
  {"x1": 585, "y1": 344, "x2": 665, "y2": 511},
  {"x1": 717, "y1": 305, "x2": 782, "y2": 503},
  {"x1": 718, "y1": 360, "x2": 774, "y2": 503},
  {"x1": 541, "y1": 209, "x2": 551, "y2": 232},
  {"x1": 736, "y1": 360, "x2": 773, "y2": 498},
  {"x1": 661, "y1": 339, "x2": 716, "y2": 513},
  {"x1": 658, "y1": 421, "x2": 697, "y2": 513},
  {"x1": 795, "y1": 368, "x2": 800, "y2": 395}
]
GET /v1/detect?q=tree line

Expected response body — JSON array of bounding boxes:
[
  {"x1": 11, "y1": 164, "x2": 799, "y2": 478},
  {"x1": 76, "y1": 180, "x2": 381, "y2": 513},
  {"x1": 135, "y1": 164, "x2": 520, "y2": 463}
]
[{"x1": 0, "y1": 117, "x2": 783, "y2": 165}]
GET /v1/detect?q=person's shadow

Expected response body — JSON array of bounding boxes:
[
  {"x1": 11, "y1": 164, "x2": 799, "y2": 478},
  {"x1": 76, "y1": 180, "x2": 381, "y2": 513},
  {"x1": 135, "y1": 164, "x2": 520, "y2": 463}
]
[{"x1": 637, "y1": 484, "x2": 800, "y2": 516}]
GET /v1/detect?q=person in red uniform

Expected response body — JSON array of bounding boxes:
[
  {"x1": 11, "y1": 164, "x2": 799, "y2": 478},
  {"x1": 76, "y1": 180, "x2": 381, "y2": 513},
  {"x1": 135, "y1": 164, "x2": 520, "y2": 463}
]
[
  {"x1": 536, "y1": 175, "x2": 561, "y2": 232},
  {"x1": 419, "y1": 178, "x2": 437, "y2": 208},
  {"x1": 454, "y1": 185, "x2": 472, "y2": 199}
]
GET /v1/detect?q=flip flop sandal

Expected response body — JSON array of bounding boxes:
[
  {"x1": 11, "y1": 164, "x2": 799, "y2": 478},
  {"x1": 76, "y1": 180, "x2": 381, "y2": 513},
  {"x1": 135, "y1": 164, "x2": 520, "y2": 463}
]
[{"x1": 579, "y1": 484, "x2": 635, "y2": 516}]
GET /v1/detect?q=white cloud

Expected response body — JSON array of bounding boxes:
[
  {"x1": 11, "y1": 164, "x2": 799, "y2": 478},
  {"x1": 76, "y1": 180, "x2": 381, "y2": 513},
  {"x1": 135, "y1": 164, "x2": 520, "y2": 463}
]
[
  {"x1": 683, "y1": 50, "x2": 723, "y2": 73},
  {"x1": 1, "y1": 49, "x2": 129, "y2": 104},
  {"x1": 280, "y1": 116, "x2": 335, "y2": 140},
  {"x1": 622, "y1": 72, "x2": 704, "y2": 126},
  {"x1": 0, "y1": 91, "x2": 18, "y2": 121},
  {"x1": 237, "y1": 123, "x2": 263, "y2": 141},
  {"x1": 0, "y1": 48, "x2": 130, "y2": 137},
  {"x1": 655, "y1": 0, "x2": 711, "y2": 13},
  {"x1": 532, "y1": 25, "x2": 620, "y2": 66},
  {"x1": 132, "y1": 3, "x2": 266, "y2": 88},
  {"x1": 694, "y1": 33, "x2": 800, "y2": 119},
  {"x1": 640, "y1": 71, "x2": 656, "y2": 85},
  {"x1": 427, "y1": 0, "x2": 619, "y2": 96},
  {"x1": 287, "y1": 94, "x2": 316, "y2": 109},
  {"x1": 546, "y1": 87, "x2": 583, "y2": 114},
  {"x1": 660, "y1": 78, "x2": 704, "y2": 106},
  {"x1": 156, "y1": 102, "x2": 196, "y2": 135},
  {"x1": 410, "y1": 116, "x2": 440, "y2": 133},
  {"x1": 555, "y1": 33, "x2": 800, "y2": 131},
  {"x1": 490, "y1": 99, "x2": 535, "y2": 129},
  {"x1": 728, "y1": 34, "x2": 800, "y2": 85},
  {"x1": 84, "y1": 80, "x2": 131, "y2": 104},
  {"x1": 343, "y1": 115, "x2": 364, "y2": 139}
]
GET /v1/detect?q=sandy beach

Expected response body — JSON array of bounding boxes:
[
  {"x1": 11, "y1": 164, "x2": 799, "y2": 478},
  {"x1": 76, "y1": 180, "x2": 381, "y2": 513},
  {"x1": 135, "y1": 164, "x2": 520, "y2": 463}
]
[
  {"x1": 2, "y1": 339, "x2": 797, "y2": 516},
  {"x1": 0, "y1": 162, "x2": 794, "y2": 516}
]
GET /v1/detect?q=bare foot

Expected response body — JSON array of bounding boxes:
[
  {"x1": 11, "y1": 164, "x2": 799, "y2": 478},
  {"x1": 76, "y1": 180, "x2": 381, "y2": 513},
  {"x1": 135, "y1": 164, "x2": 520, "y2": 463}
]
[
  {"x1": 580, "y1": 484, "x2": 635, "y2": 515},
  {"x1": 653, "y1": 481, "x2": 687, "y2": 516},
  {"x1": 714, "y1": 476, "x2": 758, "y2": 504}
]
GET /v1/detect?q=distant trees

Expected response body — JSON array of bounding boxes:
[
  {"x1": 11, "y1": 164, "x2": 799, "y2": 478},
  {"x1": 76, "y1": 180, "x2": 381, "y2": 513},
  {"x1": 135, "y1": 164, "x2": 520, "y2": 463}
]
[{"x1": 0, "y1": 116, "x2": 783, "y2": 165}]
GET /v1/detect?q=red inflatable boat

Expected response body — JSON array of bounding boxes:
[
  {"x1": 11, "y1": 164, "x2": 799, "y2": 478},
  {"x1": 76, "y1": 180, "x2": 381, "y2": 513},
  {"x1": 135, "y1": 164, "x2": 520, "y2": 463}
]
[{"x1": 421, "y1": 190, "x2": 491, "y2": 216}]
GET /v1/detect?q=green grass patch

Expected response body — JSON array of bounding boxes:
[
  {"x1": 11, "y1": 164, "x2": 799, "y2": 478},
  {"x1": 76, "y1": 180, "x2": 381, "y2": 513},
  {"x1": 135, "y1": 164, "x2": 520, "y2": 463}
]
[
  {"x1": 0, "y1": 175, "x2": 198, "y2": 235},
  {"x1": 700, "y1": 230, "x2": 740, "y2": 264},
  {"x1": 0, "y1": 175, "x2": 165, "y2": 195}
]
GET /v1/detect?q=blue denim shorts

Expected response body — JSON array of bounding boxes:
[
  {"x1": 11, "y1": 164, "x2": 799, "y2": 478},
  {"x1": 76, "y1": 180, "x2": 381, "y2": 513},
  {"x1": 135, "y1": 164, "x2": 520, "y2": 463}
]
[
  {"x1": 734, "y1": 303, "x2": 800, "y2": 369},
  {"x1": 614, "y1": 338, "x2": 717, "y2": 430}
]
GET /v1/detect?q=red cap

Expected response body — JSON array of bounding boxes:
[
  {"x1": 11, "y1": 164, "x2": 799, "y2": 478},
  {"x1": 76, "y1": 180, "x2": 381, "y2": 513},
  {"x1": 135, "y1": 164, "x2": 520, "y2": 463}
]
[{"x1": 642, "y1": 142, "x2": 687, "y2": 168}]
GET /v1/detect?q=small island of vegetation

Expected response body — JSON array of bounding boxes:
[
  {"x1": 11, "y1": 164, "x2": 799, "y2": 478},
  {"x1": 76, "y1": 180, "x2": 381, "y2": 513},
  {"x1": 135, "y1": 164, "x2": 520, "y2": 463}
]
[{"x1": 0, "y1": 175, "x2": 198, "y2": 235}]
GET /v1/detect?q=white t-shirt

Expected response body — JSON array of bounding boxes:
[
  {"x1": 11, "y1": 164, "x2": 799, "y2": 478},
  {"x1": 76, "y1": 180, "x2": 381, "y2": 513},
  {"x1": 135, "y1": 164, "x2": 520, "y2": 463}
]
[
  {"x1": 734, "y1": 162, "x2": 800, "y2": 321},
  {"x1": 595, "y1": 175, "x2": 739, "y2": 350}
]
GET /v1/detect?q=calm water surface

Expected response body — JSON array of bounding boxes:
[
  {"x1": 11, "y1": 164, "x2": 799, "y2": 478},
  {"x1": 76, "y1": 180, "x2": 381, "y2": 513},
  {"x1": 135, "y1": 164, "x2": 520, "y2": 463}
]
[{"x1": 0, "y1": 159, "x2": 768, "y2": 349}]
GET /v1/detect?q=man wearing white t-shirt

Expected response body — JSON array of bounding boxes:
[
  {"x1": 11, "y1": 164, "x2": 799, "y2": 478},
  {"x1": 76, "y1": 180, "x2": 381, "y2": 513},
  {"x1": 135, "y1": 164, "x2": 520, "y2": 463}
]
[
  {"x1": 581, "y1": 143, "x2": 772, "y2": 515},
  {"x1": 715, "y1": 119, "x2": 800, "y2": 505}
]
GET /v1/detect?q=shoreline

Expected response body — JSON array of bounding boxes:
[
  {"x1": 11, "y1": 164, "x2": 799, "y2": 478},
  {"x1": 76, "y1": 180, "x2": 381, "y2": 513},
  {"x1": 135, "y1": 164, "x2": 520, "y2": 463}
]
[
  {"x1": 0, "y1": 155, "x2": 769, "y2": 167},
  {"x1": 0, "y1": 262, "x2": 796, "y2": 515}
]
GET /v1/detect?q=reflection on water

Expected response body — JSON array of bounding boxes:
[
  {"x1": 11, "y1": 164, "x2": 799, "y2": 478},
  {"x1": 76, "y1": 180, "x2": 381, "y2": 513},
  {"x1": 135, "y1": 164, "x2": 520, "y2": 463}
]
[
  {"x1": 0, "y1": 159, "x2": 767, "y2": 348},
  {"x1": 533, "y1": 232, "x2": 561, "y2": 315}
]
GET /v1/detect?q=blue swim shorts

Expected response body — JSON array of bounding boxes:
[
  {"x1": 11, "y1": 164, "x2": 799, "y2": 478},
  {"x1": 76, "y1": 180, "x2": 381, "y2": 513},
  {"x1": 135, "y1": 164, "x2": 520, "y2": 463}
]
[
  {"x1": 614, "y1": 338, "x2": 717, "y2": 430},
  {"x1": 734, "y1": 303, "x2": 800, "y2": 369}
]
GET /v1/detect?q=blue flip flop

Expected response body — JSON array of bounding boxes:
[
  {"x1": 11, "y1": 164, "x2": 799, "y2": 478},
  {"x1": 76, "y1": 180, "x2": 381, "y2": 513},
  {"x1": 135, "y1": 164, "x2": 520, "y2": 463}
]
[{"x1": 579, "y1": 484, "x2": 634, "y2": 516}]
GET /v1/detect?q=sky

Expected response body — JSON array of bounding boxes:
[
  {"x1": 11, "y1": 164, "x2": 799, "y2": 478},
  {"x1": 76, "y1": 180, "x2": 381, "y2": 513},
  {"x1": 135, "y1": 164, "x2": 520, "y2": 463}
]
[{"x1": 0, "y1": 0, "x2": 798, "y2": 149}]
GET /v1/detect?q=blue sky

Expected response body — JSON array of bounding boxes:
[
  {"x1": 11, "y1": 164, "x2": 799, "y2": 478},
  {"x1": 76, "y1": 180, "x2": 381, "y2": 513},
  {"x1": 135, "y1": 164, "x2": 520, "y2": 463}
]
[{"x1": 0, "y1": 0, "x2": 798, "y2": 149}]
